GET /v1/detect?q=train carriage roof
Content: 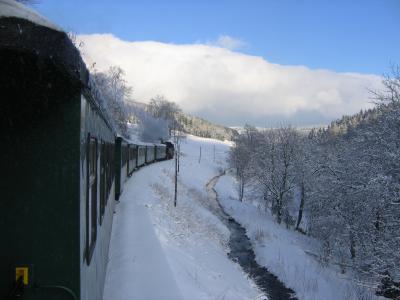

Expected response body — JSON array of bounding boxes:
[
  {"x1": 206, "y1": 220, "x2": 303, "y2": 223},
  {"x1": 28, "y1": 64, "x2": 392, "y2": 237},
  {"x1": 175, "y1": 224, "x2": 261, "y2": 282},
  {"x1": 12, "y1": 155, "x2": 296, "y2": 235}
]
[
  {"x1": 0, "y1": 0, "x2": 114, "y2": 131},
  {"x1": 0, "y1": 0, "x2": 61, "y2": 30},
  {"x1": 115, "y1": 134, "x2": 166, "y2": 147},
  {"x1": 0, "y1": 0, "x2": 88, "y2": 86}
]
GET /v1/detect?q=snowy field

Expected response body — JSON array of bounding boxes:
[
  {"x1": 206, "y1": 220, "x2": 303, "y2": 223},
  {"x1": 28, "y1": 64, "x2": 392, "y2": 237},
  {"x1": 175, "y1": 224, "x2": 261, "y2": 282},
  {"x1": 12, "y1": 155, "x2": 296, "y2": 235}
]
[
  {"x1": 215, "y1": 173, "x2": 383, "y2": 300},
  {"x1": 103, "y1": 134, "x2": 381, "y2": 300},
  {"x1": 103, "y1": 135, "x2": 263, "y2": 300}
]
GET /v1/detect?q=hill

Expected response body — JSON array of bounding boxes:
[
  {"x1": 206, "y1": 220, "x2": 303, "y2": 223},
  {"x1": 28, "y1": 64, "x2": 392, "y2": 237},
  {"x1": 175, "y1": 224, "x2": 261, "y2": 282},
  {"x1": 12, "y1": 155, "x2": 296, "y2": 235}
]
[
  {"x1": 127, "y1": 100, "x2": 239, "y2": 141},
  {"x1": 177, "y1": 112, "x2": 238, "y2": 141}
]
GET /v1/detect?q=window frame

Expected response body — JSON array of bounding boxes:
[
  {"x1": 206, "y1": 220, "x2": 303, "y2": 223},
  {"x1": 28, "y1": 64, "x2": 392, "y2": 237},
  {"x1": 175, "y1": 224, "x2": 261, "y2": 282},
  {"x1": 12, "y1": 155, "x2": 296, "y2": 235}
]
[
  {"x1": 86, "y1": 134, "x2": 98, "y2": 265},
  {"x1": 99, "y1": 141, "x2": 106, "y2": 225}
]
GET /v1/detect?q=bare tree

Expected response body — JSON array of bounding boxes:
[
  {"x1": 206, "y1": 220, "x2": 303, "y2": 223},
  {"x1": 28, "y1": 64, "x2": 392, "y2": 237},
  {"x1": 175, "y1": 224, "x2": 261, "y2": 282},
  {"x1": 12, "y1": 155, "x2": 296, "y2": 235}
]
[
  {"x1": 229, "y1": 125, "x2": 258, "y2": 201},
  {"x1": 92, "y1": 66, "x2": 131, "y2": 136},
  {"x1": 228, "y1": 69, "x2": 400, "y2": 294},
  {"x1": 147, "y1": 95, "x2": 181, "y2": 136},
  {"x1": 254, "y1": 127, "x2": 300, "y2": 225}
]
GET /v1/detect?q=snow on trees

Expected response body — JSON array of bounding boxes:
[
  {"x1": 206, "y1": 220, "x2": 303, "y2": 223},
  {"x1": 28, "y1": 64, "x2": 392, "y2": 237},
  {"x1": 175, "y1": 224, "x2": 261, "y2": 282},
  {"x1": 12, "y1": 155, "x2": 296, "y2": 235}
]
[
  {"x1": 229, "y1": 69, "x2": 400, "y2": 298},
  {"x1": 91, "y1": 67, "x2": 171, "y2": 142},
  {"x1": 92, "y1": 66, "x2": 131, "y2": 136},
  {"x1": 132, "y1": 105, "x2": 169, "y2": 142},
  {"x1": 229, "y1": 125, "x2": 257, "y2": 202},
  {"x1": 147, "y1": 95, "x2": 182, "y2": 135}
]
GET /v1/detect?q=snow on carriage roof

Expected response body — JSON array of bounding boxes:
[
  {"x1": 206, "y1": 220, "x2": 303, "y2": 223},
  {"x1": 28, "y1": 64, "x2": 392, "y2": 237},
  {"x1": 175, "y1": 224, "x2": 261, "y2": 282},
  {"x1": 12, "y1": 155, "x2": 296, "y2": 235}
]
[
  {"x1": 0, "y1": 0, "x2": 62, "y2": 31},
  {"x1": 132, "y1": 140, "x2": 165, "y2": 147},
  {"x1": 116, "y1": 135, "x2": 165, "y2": 147},
  {"x1": 136, "y1": 141, "x2": 166, "y2": 147}
]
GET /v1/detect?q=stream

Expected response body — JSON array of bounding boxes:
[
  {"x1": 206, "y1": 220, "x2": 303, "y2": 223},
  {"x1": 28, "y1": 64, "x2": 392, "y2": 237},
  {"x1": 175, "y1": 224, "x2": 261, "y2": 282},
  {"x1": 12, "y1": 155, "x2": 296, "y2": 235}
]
[{"x1": 206, "y1": 173, "x2": 297, "y2": 300}]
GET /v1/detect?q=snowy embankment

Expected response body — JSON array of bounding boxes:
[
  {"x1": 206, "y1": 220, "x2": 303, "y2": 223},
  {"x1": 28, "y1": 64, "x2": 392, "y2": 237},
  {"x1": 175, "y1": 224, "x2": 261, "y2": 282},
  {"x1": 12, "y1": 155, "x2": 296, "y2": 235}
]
[
  {"x1": 103, "y1": 135, "x2": 262, "y2": 300},
  {"x1": 103, "y1": 133, "x2": 382, "y2": 300},
  {"x1": 215, "y1": 172, "x2": 382, "y2": 300}
]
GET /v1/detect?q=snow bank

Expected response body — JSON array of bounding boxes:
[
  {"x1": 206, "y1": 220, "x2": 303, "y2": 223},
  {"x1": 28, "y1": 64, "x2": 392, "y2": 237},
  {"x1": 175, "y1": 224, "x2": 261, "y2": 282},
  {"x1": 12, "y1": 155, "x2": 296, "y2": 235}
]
[
  {"x1": 104, "y1": 134, "x2": 261, "y2": 300},
  {"x1": 103, "y1": 181, "x2": 183, "y2": 300},
  {"x1": 105, "y1": 132, "x2": 380, "y2": 299},
  {"x1": 215, "y1": 173, "x2": 382, "y2": 300},
  {"x1": 0, "y1": 0, "x2": 61, "y2": 31}
]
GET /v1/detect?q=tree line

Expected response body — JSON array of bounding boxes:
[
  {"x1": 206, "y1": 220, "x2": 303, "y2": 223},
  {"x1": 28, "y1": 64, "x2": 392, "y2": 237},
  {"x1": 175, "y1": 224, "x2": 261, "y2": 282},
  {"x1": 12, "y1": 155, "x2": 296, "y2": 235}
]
[
  {"x1": 229, "y1": 69, "x2": 400, "y2": 298},
  {"x1": 90, "y1": 66, "x2": 175, "y2": 142}
]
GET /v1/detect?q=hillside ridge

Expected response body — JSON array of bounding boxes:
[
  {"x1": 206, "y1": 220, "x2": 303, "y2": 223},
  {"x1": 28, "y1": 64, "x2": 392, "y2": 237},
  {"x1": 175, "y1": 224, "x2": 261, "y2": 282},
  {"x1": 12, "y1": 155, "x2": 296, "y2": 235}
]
[{"x1": 129, "y1": 100, "x2": 239, "y2": 141}]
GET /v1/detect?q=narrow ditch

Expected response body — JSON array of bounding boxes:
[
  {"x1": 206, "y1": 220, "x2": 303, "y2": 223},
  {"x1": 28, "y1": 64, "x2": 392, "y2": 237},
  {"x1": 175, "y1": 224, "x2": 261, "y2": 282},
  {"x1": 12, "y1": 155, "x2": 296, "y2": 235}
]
[{"x1": 206, "y1": 172, "x2": 297, "y2": 300}]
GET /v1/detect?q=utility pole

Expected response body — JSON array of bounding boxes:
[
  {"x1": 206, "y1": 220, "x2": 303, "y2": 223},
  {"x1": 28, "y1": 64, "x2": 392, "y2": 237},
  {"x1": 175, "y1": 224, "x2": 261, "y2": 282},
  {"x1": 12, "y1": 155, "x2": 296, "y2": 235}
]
[
  {"x1": 198, "y1": 146, "x2": 202, "y2": 163},
  {"x1": 174, "y1": 149, "x2": 177, "y2": 207},
  {"x1": 213, "y1": 145, "x2": 215, "y2": 162},
  {"x1": 177, "y1": 142, "x2": 180, "y2": 173},
  {"x1": 173, "y1": 120, "x2": 178, "y2": 207}
]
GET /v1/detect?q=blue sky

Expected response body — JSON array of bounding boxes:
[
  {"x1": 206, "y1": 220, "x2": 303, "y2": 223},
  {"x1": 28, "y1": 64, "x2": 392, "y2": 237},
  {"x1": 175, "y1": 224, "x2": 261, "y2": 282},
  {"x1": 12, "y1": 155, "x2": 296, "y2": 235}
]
[{"x1": 36, "y1": 0, "x2": 399, "y2": 75}]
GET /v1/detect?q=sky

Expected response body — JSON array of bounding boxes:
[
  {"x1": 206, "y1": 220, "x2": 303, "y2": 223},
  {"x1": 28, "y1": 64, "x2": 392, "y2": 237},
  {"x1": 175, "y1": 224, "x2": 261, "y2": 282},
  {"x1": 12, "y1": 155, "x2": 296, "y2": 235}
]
[{"x1": 34, "y1": 0, "x2": 399, "y2": 126}]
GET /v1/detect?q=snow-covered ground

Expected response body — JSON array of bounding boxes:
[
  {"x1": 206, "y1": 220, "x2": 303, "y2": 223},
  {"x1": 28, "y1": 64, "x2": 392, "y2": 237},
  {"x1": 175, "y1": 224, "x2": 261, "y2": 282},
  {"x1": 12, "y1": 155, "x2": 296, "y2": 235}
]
[
  {"x1": 103, "y1": 135, "x2": 263, "y2": 300},
  {"x1": 104, "y1": 134, "x2": 380, "y2": 300},
  {"x1": 215, "y1": 172, "x2": 382, "y2": 300}
]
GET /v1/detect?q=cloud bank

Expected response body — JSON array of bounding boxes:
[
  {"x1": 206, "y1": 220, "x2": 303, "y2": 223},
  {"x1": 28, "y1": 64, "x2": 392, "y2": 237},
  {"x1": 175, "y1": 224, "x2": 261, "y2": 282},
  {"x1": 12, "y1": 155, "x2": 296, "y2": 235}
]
[{"x1": 78, "y1": 34, "x2": 383, "y2": 126}]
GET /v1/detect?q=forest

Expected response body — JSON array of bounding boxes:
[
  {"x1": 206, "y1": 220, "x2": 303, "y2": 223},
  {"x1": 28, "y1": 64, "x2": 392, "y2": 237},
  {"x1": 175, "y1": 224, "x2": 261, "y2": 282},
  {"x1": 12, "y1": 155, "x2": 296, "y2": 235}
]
[
  {"x1": 87, "y1": 65, "x2": 237, "y2": 143},
  {"x1": 229, "y1": 69, "x2": 400, "y2": 299}
]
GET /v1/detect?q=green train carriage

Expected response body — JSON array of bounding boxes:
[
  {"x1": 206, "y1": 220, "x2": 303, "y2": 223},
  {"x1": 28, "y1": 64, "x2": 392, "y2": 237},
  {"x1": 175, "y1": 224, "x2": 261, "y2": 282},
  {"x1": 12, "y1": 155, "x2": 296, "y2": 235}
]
[
  {"x1": 114, "y1": 136, "x2": 128, "y2": 201},
  {"x1": 0, "y1": 6, "x2": 116, "y2": 300},
  {"x1": 0, "y1": 2, "x2": 175, "y2": 299}
]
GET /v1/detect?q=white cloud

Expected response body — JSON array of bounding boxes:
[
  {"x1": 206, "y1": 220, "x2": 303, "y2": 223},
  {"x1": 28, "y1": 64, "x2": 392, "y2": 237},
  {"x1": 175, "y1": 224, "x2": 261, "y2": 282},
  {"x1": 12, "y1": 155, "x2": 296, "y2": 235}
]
[
  {"x1": 213, "y1": 35, "x2": 246, "y2": 50},
  {"x1": 78, "y1": 33, "x2": 383, "y2": 126}
]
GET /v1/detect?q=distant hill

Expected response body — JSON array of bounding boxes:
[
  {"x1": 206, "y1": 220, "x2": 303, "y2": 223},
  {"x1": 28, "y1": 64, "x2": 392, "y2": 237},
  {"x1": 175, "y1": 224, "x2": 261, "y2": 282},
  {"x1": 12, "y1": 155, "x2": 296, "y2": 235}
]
[
  {"x1": 313, "y1": 107, "x2": 381, "y2": 139},
  {"x1": 127, "y1": 101, "x2": 239, "y2": 141},
  {"x1": 177, "y1": 112, "x2": 238, "y2": 141},
  {"x1": 231, "y1": 125, "x2": 326, "y2": 136}
]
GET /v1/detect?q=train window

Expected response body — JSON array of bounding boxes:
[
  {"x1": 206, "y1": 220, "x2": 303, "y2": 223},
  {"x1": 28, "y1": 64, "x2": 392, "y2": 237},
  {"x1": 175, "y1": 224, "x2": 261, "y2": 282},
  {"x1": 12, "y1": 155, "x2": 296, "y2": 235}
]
[
  {"x1": 86, "y1": 135, "x2": 97, "y2": 265},
  {"x1": 127, "y1": 145, "x2": 131, "y2": 175},
  {"x1": 121, "y1": 145, "x2": 127, "y2": 167},
  {"x1": 105, "y1": 143, "x2": 114, "y2": 205},
  {"x1": 132, "y1": 146, "x2": 137, "y2": 167},
  {"x1": 100, "y1": 141, "x2": 106, "y2": 224},
  {"x1": 111, "y1": 144, "x2": 115, "y2": 186}
]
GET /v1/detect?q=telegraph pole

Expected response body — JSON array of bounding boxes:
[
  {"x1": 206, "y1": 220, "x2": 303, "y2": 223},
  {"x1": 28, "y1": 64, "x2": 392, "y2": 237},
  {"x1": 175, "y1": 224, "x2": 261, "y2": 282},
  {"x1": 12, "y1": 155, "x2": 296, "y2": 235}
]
[
  {"x1": 174, "y1": 149, "x2": 177, "y2": 207},
  {"x1": 213, "y1": 145, "x2": 215, "y2": 162},
  {"x1": 173, "y1": 118, "x2": 180, "y2": 207},
  {"x1": 198, "y1": 146, "x2": 202, "y2": 163},
  {"x1": 177, "y1": 142, "x2": 180, "y2": 173}
]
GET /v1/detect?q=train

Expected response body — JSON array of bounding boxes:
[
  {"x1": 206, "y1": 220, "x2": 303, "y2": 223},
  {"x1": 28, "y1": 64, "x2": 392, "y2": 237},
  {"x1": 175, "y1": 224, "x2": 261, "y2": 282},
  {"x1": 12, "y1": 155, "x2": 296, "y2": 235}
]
[{"x1": 0, "y1": 2, "x2": 174, "y2": 300}]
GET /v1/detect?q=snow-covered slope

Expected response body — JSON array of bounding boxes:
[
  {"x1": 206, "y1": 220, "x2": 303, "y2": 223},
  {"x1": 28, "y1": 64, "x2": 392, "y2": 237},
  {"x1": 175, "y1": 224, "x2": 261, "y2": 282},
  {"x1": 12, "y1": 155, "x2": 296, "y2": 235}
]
[
  {"x1": 0, "y1": 0, "x2": 61, "y2": 30},
  {"x1": 103, "y1": 135, "x2": 262, "y2": 300},
  {"x1": 104, "y1": 133, "x2": 382, "y2": 300},
  {"x1": 215, "y1": 172, "x2": 382, "y2": 300}
]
